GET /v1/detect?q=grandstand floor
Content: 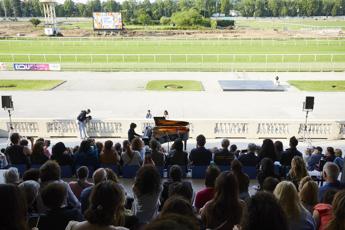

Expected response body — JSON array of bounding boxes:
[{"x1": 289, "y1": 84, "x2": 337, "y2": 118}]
[{"x1": 0, "y1": 71, "x2": 344, "y2": 120}]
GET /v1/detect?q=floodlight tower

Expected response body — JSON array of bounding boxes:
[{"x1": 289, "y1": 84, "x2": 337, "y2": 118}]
[{"x1": 40, "y1": 0, "x2": 58, "y2": 36}]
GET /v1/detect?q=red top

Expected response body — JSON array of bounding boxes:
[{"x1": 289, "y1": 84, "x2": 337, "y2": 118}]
[
  {"x1": 194, "y1": 187, "x2": 215, "y2": 210},
  {"x1": 314, "y1": 203, "x2": 333, "y2": 230},
  {"x1": 69, "y1": 181, "x2": 93, "y2": 199}
]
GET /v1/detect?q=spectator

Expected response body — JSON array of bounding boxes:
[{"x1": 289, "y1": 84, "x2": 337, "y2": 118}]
[
  {"x1": 121, "y1": 140, "x2": 142, "y2": 166},
  {"x1": 313, "y1": 189, "x2": 337, "y2": 230},
  {"x1": 80, "y1": 168, "x2": 107, "y2": 213},
  {"x1": 51, "y1": 142, "x2": 74, "y2": 166},
  {"x1": 4, "y1": 167, "x2": 20, "y2": 185},
  {"x1": 150, "y1": 139, "x2": 165, "y2": 167},
  {"x1": 230, "y1": 144, "x2": 239, "y2": 158},
  {"x1": 74, "y1": 139, "x2": 99, "y2": 169},
  {"x1": 0, "y1": 148, "x2": 8, "y2": 169},
  {"x1": 258, "y1": 139, "x2": 277, "y2": 162},
  {"x1": 166, "y1": 139, "x2": 188, "y2": 166},
  {"x1": 334, "y1": 149, "x2": 343, "y2": 171},
  {"x1": 5, "y1": 132, "x2": 30, "y2": 167},
  {"x1": 132, "y1": 137, "x2": 145, "y2": 160},
  {"x1": 280, "y1": 136, "x2": 302, "y2": 167},
  {"x1": 18, "y1": 180, "x2": 40, "y2": 220},
  {"x1": 43, "y1": 139, "x2": 51, "y2": 159},
  {"x1": 160, "y1": 196, "x2": 196, "y2": 219},
  {"x1": 132, "y1": 165, "x2": 162, "y2": 224},
  {"x1": 262, "y1": 176, "x2": 280, "y2": 193},
  {"x1": 30, "y1": 141, "x2": 49, "y2": 165},
  {"x1": 325, "y1": 147, "x2": 336, "y2": 162},
  {"x1": 144, "y1": 213, "x2": 199, "y2": 230},
  {"x1": 241, "y1": 192, "x2": 288, "y2": 230},
  {"x1": 38, "y1": 182, "x2": 83, "y2": 230},
  {"x1": 66, "y1": 181, "x2": 127, "y2": 230},
  {"x1": 128, "y1": 123, "x2": 141, "y2": 143},
  {"x1": 214, "y1": 139, "x2": 234, "y2": 166},
  {"x1": 299, "y1": 176, "x2": 319, "y2": 213},
  {"x1": 318, "y1": 162, "x2": 343, "y2": 202},
  {"x1": 194, "y1": 165, "x2": 220, "y2": 211},
  {"x1": 0, "y1": 184, "x2": 28, "y2": 230},
  {"x1": 100, "y1": 140, "x2": 120, "y2": 165},
  {"x1": 325, "y1": 190, "x2": 345, "y2": 230},
  {"x1": 23, "y1": 168, "x2": 40, "y2": 182},
  {"x1": 238, "y1": 143, "x2": 259, "y2": 167},
  {"x1": 286, "y1": 156, "x2": 308, "y2": 189},
  {"x1": 231, "y1": 159, "x2": 250, "y2": 200},
  {"x1": 304, "y1": 147, "x2": 314, "y2": 164},
  {"x1": 96, "y1": 141, "x2": 104, "y2": 156},
  {"x1": 69, "y1": 166, "x2": 93, "y2": 199},
  {"x1": 115, "y1": 143, "x2": 122, "y2": 154},
  {"x1": 169, "y1": 182, "x2": 194, "y2": 204},
  {"x1": 189, "y1": 135, "x2": 212, "y2": 166},
  {"x1": 274, "y1": 140, "x2": 284, "y2": 161},
  {"x1": 274, "y1": 181, "x2": 316, "y2": 230},
  {"x1": 257, "y1": 158, "x2": 279, "y2": 190},
  {"x1": 161, "y1": 165, "x2": 193, "y2": 209},
  {"x1": 308, "y1": 146, "x2": 323, "y2": 171},
  {"x1": 200, "y1": 172, "x2": 244, "y2": 229},
  {"x1": 38, "y1": 160, "x2": 80, "y2": 213}
]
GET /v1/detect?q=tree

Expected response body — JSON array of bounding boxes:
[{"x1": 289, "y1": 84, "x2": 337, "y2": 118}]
[
  {"x1": 121, "y1": 0, "x2": 137, "y2": 22},
  {"x1": 11, "y1": 0, "x2": 22, "y2": 17},
  {"x1": 136, "y1": 8, "x2": 151, "y2": 24},
  {"x1": 29, "y1": 18, "x2": 41, "y2": 27},
  {"x1": 254, "y1": 0, "x2": 267, "y2": 17},
  {"x1": 220, "y1": 0, "x2": 231, "y2": 15},
  {"x1": 267, "y1": 0, "x2": 280, "y2": 16},
  {"x1": 239, "y1": 0, "x2": 255, "y2": 16},
  {"x1": 102, "y1": 0, "x2": 120, "y2": 12},
  {"x1": 63, "y1": 0, "x2": 75, "y2": 16},
  {"x1": 171, "y1": 8, "x2": 203, "y2": 26}
]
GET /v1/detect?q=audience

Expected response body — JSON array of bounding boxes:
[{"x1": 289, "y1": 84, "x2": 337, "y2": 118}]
[
  {"x1": 280, "y1": 136, "x2": 302, "y2": 167},
  {"x1": 166, "y1": 138, "x2": 188, "y2": 166},
  {"x1": 51, "y1": 142, "x2": 74, "y2": 166},
  {"x1": 189, "y1": 135, "x2": 212, "y2": 166},
  {"x1": 132, "y1": 165, "x2": 162, "y2": 224},
  {"x1": 0, "y1": 184, "x2": 29, "y2": 230},
  {"x1": 241, "y1": 192, "x2": 289, "y2": 230},
  {"x1": 30, "y1": 141, "x2": 49, "y2": 164},
  {"x1": 213, "y1": 139, "x2": 235, "y2": 165},
  {"x1": 149, "y1": 139, "x2": 165, "y2": 167},
  {"x1": 194, "y1": 165, "x2": 220, "y2": 211},
  {"x1": 274, "y1": 140, "x2": 284, "y2": 161},
  {"x1": 325, "y1": 147, "x2": 336, "y2": 162},
  {"x1": 200, "y1": 172, "x2": 244, "y2": 229},
  {"x1": 257, "y1": 157, "x2": 279, "y2": 190},
  {"x1": 4, "y1": 167, "x2": 20, "y2": 185},
  {"x1": 74, "y1": 139, "x2": 99, "y2": 169},
  {"x1": 262, "y1": 176, "x2": 280, "y2": 193},
  {"x1": 121, "y1": 140, "x2": 142, "y2": 166},
  {"x1": 308, "y1": 146, "x2": 323, "y2": 171},
  {"x1": 258, "y1": 139, "x2": 277, "y2": 162},
  {"x1": 334, "y1": 148, "x2": 343, "y2": 171},
  {"x1": 286, "y1": 156, "x2": 308, "y2": 188},
  {"x1": 38, "y1": 182, "x2": 84, "y2": 230},
  {"x1": 18, "y1": 180, "x2": 40, "y2": 223},
  {"x1": 238, "y1": 143, "x2": 259, "y2": 167},
  {"x1": 325, "y1": 190, "x2": 345, "y2": 230},
  {"x1": 100, "y1": 140, "x2": 120, "y2": 165},
  {"x1": 23, "y1": 168, "x2": 40, "y2": 182},
  {"x1": 66, "y1": 181, "x2": 128, "y2": 230},
  {"x1": 144, "y1": 213, "x2": 199, "y2": 230},
  {"x1": 313, "y1": 189, "x2": 337, "y2": 230},
  {"x1": 318, "y1": 162, "x2": 343, "y2": 202},
  {"x1": 274, "y1": 181, "x2": 316, "y2": 230},
  {"x1": 132, "y1": 137, "x2": 145, "y2": 160},
  {"x1": 299, "y1": 176, "x2": 319, "y2": 213},
  {"x1": 231, "y1": 159, "x2": 250, "y2": 200},
  {"x1": 5, "y1": 132, "x2": 30, "y2": 167},
  {"x1": 69, "y1": 166, "x2": 93, "y2": 199}
]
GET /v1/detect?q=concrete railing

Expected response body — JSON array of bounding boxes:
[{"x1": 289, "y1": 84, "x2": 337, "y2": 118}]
[{"x1": 0, "y1": 118, "x2": 343, "y2": 140}]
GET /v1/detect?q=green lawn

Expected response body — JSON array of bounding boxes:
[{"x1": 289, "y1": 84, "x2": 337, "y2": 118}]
[
  {"x1": 288, "y1": 80, "x2": 345, "y2": 91},
  {"x1": 0, "y1": 80, "x2": 65, "y2": 90},
  {"x1": 146, "y1": 80, "x2": 203, "y2": 91}
]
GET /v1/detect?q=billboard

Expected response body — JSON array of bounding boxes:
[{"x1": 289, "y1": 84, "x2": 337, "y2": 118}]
[
  {"x1": 13, "y1": 63, "x2": 61, "y2": 71},
  {"x1": 93, "y1": 12, "x2": 123, "y2": 30}
]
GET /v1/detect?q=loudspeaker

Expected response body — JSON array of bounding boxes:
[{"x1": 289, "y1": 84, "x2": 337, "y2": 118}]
[
  {"x1": 2, "y1": 96, "x2": 13, "y2": 109},
  {"x1": 304, "y1": 96, "x2": 314, "y2": 110}
]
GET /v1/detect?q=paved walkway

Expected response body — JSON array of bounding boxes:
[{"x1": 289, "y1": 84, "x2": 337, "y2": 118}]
[{"x1": 0, "y1": 71, "x2": 344, "y2": 120}]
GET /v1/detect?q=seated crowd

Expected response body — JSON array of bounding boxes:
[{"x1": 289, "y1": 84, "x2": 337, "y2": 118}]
[{"x1": 1, "y1": 132, "x2": 345, "y2": 230}]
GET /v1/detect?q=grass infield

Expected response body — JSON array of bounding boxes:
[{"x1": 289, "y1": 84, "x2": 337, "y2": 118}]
[
  {"x1": 288, "y1": 80, "x2": 345, "y2": 91},
  {"x1": 146, "y1": 80, "x2": 203, "y2": 91},
  {"x1": 0, "y1": 80, "x2": 65, "y2": 91}
]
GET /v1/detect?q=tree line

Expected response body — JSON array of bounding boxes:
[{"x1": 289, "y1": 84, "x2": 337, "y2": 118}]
[{"x1": 0, "y1": 0, "x2": 344, "y2": 24}]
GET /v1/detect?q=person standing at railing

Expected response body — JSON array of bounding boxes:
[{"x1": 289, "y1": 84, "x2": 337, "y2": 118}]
[{"x1": 77, "y1": 109, "x2": 91, "y2": 139}]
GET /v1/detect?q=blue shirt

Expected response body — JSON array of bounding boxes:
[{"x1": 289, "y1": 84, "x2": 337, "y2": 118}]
[
  {"x1": 79, "y1": 186, "x2": 93, "y2": 214},
  {"x1": 318, "y1": 180, "x2": 344, "y2": 202},
  {"x1": 307, "y1": 154, "x2": 322, "y2": 171},
  {"x1": 74, "y1": 146, "x2": 99, "y2": 169}
]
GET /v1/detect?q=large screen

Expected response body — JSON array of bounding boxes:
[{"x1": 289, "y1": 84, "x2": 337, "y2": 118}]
[{"x1": 93, "y1": 12, "x2": 123, "y2": 30}]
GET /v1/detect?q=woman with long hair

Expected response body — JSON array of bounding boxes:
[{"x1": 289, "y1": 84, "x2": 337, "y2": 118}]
[
  {"x1": 100, "y1": 140, "x2": 120, "y2": 165},
  {"x1": 257, "y1": 157, "x2": 279, "y2": 190},
  {"x1": 121, "y1": 140, "x2": 142, "y2": 166},
  {"x1": 231, "y1": 159, "x2": 250, "y2": 200},
  {"x1": 298, "y1": 176, "x2": 319, "y2": 213},
  {"x1": 287, "y1": 156, "x2": 308, "y2": 189},
  {"x1": 131, "y1": 137, "x2": 145, "y2": 160},
  {"x1": 200, "y1": 172, "x2": 244, "y2": 230},
  {"x1": 274, "y1": 181, "x2": 316, "y2": 230},
  {"x1": 51, "y1": 142, "x2": 74, "y2": 166},
  {"x1": 31, "y1": 141, "x2": 49, "y2": 164},
  {"x1": 326, "y1": 190, "x2": 345, "y2": 230},
  {"x1": 258, "y1": 139, "x2": 277, "y2": 162}
]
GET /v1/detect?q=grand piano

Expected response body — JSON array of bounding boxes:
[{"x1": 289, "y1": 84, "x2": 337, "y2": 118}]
[{"x1": 143, "y1": 117, "x2": 190, "y2": 150}]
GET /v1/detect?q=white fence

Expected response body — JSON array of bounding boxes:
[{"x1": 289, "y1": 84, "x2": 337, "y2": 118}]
[{"x1": 0, "y1": 118, "x2": 344, "y2": 140}]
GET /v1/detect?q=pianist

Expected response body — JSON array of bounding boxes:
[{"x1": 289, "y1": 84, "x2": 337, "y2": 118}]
[{"x1": 128, "y1": 123, "x2": 141, "y2": 143}]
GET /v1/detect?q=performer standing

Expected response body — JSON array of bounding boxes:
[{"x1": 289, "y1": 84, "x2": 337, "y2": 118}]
[{"x1": 77, "y1": 109, "x2": 91, "y2": 139}]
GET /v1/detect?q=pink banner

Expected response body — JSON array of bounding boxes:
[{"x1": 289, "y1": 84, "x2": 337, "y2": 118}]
[{"x1": 13, "y1": 63, "x2": 60, "y2": 71}]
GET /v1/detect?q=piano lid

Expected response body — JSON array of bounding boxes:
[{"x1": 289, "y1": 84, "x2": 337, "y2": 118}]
[{"x1": 154, "y1": 117, "x2": 189, "y2": 127}]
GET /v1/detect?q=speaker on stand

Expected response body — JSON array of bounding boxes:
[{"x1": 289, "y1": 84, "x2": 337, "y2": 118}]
[
  {"x1": 2, "y1": 96, "x2": 14, "y2": 137},
  {"x1": 302, "y1": 96, "x2": 314, "y2": 146}
]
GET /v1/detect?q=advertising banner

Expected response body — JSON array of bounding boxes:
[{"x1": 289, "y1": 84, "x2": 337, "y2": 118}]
[
  {"x1": 93, "y1": 12, "x2": 123, "y2": 30},
  {"x1": 13, "y1": 63, "x2": 61, "y2": 71}
]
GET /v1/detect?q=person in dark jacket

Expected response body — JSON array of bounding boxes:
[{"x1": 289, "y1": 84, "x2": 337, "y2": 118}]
[
  {"x1": 258, "y1": 139, "x2": 277, "y2": 162},
  {"x1": 214, "y1": 139, "x2": 234, "y2": 166},
  {"x1": 280, "y1": 136, "x2": 302, "y2": 167},
  {"x1": 128, "y1": 123, "x2": 141, "y2": 143},
  {"x1": 166, "y1": 139, "x2": 188, "y2": 166},
  {"x1": 74, "y1": 139, "x2": 99, "y2": 169},
  {"x1": 5, "y1": 133, "x2": 30, "y2": 167},
  {"x1": 238, "y1": 143, "x2": 259, "y2": 167},
  {"x1": 38, "y1": 182, "x2": 83, "y2": 230},
  {"x1": 77, "y1": 109, "x2": 91, "y2": 139},
  {"x1": 30, "y1": 141, "x2": 49, "y2": 165},
  {"x1": 189, "y1": 135, "x2": 212, "y2": 166},
  {"x1": 51, "y1": 142, "x2": 74, "y2": 166}
]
